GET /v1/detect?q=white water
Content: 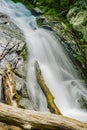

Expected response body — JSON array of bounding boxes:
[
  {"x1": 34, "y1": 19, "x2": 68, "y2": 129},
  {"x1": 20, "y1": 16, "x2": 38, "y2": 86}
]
[{"x1": 0, "y1": 0, "x2": 87, "y2": 122}]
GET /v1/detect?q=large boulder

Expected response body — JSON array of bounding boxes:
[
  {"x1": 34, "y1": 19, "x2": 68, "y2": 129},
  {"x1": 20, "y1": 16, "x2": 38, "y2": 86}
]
[{"x1": 0, "y1": 13, "x2": 29, "y2": 108}]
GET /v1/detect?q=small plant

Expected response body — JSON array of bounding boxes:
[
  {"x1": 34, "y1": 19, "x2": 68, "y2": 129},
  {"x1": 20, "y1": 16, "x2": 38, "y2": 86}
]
[
  {"x1": 78, "y1": 97, "x2": 87, "y2": 110},
  {"x1": 21, "y1": 43, "x2": 28, "y2": 61}
]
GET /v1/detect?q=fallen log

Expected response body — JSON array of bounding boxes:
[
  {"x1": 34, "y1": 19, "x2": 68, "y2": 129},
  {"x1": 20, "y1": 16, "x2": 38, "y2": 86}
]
[
  {"x1": 35, "y1": 61, "x2": 62, "y2": 115},
  {"x1": 0, "y1": 102, "x2": 87, "y2": 130},
  {"x1": 2, "y1": 63, "x2": 20, "y2": 107}
]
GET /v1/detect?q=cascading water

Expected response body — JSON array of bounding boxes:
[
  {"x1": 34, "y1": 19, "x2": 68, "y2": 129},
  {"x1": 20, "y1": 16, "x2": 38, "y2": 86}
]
[{"x1": 0, "y1": 0, "x2": 87, "y2": 123}]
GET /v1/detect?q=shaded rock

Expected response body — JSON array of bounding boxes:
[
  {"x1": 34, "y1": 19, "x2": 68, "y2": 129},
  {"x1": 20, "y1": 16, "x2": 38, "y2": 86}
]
[
  {"x1": 19, "y1": 84, "x2": 29, "y2": 98},
  {"x1": 19, "y1": 98, "x2": 33, "y2": 110},
  {"x1": 42, "y1": 24, "x2": 53, "y2": 31},
  {"x1": 32, "y1": 7, "x2": 44, "y2": 15}
]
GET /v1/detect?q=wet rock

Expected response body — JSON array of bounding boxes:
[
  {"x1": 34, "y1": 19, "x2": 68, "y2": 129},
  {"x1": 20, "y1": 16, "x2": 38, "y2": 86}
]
[{"x1": 42, "y1": 24, "x2": 53, "y2": 31}]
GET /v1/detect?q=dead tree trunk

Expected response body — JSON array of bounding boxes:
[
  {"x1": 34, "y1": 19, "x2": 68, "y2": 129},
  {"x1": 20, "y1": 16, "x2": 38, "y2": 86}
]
[
  {"x1": 35, "y1": 61, "x2": 62, "y2": 115},
  {"x1": 0, "y1": 102, "x2": 87, "y2": 130},
  {"x1": 2, "y1": 63, "x2": 20, "y2": 107}
]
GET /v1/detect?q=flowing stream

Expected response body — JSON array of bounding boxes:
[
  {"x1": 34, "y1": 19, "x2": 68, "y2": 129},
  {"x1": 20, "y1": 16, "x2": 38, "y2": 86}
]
[{"x1": 0, "y1": 0, "x2": 87, "y2": 123}]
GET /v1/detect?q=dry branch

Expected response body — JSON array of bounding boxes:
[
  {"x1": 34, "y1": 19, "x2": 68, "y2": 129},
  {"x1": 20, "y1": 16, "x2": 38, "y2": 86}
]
[
  {"x1": 2, "y1": 63, "x2": 20, "y2": 107},
  {"x1": 35, "y1": 61, "x2": 62, "y2": 115},
  {"x1": 0, "y1": 102, "x2": 87, "y2": 130}
]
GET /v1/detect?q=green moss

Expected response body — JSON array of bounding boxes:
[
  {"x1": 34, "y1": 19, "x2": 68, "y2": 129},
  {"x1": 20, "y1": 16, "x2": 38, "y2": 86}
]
[
  {"x1": 21, "y1": 43, "x2": 28, "y2": 61},
  {"x1": 76, "y1": 55, "x2": 85, "y2": 64},
  {"x1": 37, "y1": 19, "x2": 43, "y2": 27}
]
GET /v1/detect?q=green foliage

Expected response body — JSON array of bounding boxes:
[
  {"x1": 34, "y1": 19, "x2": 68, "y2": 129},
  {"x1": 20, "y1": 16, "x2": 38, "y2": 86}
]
[
  {"x1": 33, "y1": 0, "x2": 76, "y2": 12},
  {"x1": 12, "y1": 0, "x2": 34, "y2": 9},
  {"x1": 12, "y1": 0, "x2": 78, "y2": 16},
  {"x1": 46, "y1": 8, "x2": 57, "y2": 16},
  {"x1": 76, "y1": 54, "x2": 85, "y2": 64},
  {"x1": 37, "y1": 19, "x2": 43, "y2": 27}
]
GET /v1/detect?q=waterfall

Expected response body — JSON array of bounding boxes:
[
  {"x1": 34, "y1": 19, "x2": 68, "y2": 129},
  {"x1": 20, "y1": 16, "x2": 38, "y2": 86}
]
[{"x1": 0, "y1": 0, "x2": 87, "y2": 123}]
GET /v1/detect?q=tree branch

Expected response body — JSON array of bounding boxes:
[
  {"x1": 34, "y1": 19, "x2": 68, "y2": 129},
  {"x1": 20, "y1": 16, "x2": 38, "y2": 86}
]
[{"x1": 35, "y1": 61, "x2": 62, "y2": 115}]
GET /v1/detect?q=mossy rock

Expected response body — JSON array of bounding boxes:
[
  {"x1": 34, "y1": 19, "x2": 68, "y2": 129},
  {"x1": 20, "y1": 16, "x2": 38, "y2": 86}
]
[{"x1": 67, "y1": 0, "x2": 87, "y2": 42}]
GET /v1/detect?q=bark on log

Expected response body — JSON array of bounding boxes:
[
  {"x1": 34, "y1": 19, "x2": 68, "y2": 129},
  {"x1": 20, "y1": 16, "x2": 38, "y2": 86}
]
[
  {"x1": 2, "y1": 63, "x2": 20, "y2": 107},
  {"x1": 35, "y1": 61, "x2": 62, "y2": 115},
  {"x1": 0, "y1": 102, "x2": 87, "y2": 130},
  {"x1": 0, "y1": 124, "x2": 22, "y2": 130}
]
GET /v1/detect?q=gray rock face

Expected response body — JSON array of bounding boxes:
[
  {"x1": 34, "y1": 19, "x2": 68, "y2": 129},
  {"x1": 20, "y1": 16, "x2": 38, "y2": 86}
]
[{"x1": 0, "y1": 13, "x2": 29, "y2": 108}]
